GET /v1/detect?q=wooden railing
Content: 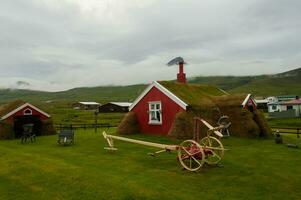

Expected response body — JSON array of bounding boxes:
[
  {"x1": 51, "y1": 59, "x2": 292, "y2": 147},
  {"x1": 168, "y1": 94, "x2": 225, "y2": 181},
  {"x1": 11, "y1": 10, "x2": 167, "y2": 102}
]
[
  {"x1": 54, "y1": 123, "x2": 117, "y2": 131},
  {"x1": 271, "y1": 126, "x2": 300, "y2": 138}
]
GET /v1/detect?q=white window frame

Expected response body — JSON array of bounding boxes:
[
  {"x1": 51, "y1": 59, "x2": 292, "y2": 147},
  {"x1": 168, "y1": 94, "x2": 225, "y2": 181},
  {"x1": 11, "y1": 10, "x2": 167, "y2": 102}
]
[
  {"x1": 23, "y1": 108, "x2": 32, "y2": 115},
  {"x1": 148, "y1": 101, "x2": 162, "y2": 125}
]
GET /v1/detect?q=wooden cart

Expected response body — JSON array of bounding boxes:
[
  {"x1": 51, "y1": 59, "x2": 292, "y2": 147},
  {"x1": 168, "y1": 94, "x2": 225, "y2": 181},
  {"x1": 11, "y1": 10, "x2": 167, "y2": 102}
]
[{"x1": 103, "y1": 118, "x2": 228, "y2": 172}]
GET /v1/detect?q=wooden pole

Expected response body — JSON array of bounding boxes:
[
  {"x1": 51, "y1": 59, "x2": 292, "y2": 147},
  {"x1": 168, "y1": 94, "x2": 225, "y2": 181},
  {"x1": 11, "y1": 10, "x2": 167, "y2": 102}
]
[
  {"x1": 103, "y1": 132, "x2": 178, "y2": 151},
  {"x1": 94, "y1": 111, "x2": 98, "y2": 133},
  {"x1": 199, "y1": 119, "x2": 223, "y2": 137}
]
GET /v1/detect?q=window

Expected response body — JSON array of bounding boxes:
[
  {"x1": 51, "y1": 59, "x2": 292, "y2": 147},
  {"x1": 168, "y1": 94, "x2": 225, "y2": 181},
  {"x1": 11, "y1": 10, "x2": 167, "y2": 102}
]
[
  {"x1": 148, "y1": 102, "x2": 162, "y2": 124},
  {"x1": 287, "y1": 105, "x2": 293, "y2": 110},
  {"x1": 23, "y1": 108, "x2": 32, "y2": 115},
  {"x1": 272, "y1": 105, "x2": 277, "y2": 110}
]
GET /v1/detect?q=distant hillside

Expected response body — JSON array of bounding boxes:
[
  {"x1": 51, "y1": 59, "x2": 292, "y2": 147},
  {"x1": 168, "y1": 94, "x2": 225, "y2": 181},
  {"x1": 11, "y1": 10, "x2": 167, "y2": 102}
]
[
  {"x1": 188, "y1": 75, "x2": 267, "y2": 90},
  {"x1": 228, "y1": 68, "x2": 301, "y2": 96},
  {"x1": 0, "y1": 85, "x2": 146, "y2": 104},
  {"x1": 0, "y1": 67, "x2": 300, "y2": 104},
  {"x1": 190, "y1": 68, "x2": 301, "y2": 96}
]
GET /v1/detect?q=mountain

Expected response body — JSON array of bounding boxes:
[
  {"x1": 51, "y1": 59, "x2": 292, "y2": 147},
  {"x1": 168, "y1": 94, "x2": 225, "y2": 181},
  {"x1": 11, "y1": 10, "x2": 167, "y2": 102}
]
[
  {"x1": 0, "y1": 85, "x2": 146, "y2": 104},
  {"x1": 190, "y1": 68, "x2": 301, "y2": 96},
  {"x1": 228, "y1": 68, "x2": 301, "y2": 96},
  {"x1": 273, "y1": 67, "x2": 301, "y2": 78},
  {"x1": 0, "y1": 68, "x2": 300, "y2": 104}
]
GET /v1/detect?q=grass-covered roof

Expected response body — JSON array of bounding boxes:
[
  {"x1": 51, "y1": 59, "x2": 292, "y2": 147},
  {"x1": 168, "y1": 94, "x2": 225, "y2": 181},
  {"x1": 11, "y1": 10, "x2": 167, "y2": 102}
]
[
  {"x1": 158, "y1": 81, "x2": 227, "y2": 106},
  {"x1": 0, "y1": 100, "x2": 25, "y2": 118}
]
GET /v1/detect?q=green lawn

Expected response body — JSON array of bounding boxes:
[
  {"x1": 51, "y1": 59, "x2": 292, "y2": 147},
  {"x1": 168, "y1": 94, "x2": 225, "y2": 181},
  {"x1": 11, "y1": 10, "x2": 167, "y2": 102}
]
[
  {"x1": 35, "y1": 101, "x2": 125, "y2": 125},
  {"x1": 0, "y1": 129, "x2": 301, "y2": 200},
  {"x1": 268, "y1": 117, "x2": 301, "y2": 128}
]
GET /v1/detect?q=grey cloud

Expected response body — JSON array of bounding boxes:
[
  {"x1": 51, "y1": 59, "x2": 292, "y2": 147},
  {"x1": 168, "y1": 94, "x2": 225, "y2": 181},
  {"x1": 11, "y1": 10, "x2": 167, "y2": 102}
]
[{"x1": 0, "y1": 0, "x2": 300, "y2": 91}]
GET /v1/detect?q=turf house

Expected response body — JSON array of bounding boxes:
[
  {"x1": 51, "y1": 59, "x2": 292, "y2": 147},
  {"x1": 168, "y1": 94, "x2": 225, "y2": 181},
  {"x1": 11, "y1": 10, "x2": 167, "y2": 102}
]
[
  {"x1": 0, "y1": 100, "x2": 55, "y2": 139},
  {"x1": 117, "y1": 59, "x2": 271, "y2": 138}
]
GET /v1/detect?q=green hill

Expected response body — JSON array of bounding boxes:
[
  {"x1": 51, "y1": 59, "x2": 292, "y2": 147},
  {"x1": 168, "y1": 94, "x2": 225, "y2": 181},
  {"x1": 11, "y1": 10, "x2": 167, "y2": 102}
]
[
  {"x1": 0, "y1": 67, "x2": 300, "y2": 105},
  {"x1": 190, "y1": 68, "x2": 301, "y2": 96},
  {"x1": 0, "y1": 85, "x2": 146, "y2": 104}
]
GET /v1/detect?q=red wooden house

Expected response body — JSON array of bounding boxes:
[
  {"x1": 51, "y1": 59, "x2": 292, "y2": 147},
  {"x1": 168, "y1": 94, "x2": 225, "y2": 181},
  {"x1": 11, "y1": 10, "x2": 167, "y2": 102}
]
[
  {"x1": 0, "y1": 101, "x2": 51, "y2": 138},
  {"x1": 129, "y1": 63, "x2": 226, "y2": 135},
  {"x1": 241, "y1": 94, "x2": 257, "y2": 112},
  {"x1": 129, "y1": 81, "x2": 187, "y2": 135}
]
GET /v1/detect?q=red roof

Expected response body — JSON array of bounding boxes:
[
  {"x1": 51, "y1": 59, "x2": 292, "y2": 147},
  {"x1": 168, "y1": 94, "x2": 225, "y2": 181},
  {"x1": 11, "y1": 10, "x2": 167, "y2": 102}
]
[{"x1": 281, "y1": 99, "x2": 301, "y2": 105}]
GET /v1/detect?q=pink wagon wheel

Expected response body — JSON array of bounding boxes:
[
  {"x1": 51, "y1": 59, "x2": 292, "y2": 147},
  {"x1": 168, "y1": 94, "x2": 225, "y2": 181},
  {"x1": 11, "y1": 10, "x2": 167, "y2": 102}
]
[{"x1": 177, "y1": 140, "x2": 205, "y2": 171}]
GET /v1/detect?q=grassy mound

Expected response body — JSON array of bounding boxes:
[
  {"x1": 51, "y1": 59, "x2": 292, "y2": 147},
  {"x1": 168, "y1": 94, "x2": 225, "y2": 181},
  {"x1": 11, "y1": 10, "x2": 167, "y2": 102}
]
[
  {"x1": 0, "y1": 122, "x2": 14, "y2": 139},
  {"x1": 168, "y1": 95, "x2": 271, "y2": 139},
  {"x1": 168, "y1": 112, "x2": 194, "y2": 139},
  {"x1": 116, "y1": 112, "x2": 140, "y2": 135},
  {"x1": 213, "y1": 95, "x2": 271, "y2": 138},
  {"x1": 41, "y1": 119, "x2": 56, "y2": 136},
  {"x1": 253, "y1": 110, "x2": 272, "y2": 137}
]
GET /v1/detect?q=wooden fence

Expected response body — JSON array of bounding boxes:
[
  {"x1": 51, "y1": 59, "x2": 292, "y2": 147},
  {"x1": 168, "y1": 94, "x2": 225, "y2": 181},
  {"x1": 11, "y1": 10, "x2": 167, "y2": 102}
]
[
  {"x1": 54, "y1": 123, "x2": 117, "y2": 132},
  {"x1": 271, "y1": 126, "x2": 300, "y2": 138}
]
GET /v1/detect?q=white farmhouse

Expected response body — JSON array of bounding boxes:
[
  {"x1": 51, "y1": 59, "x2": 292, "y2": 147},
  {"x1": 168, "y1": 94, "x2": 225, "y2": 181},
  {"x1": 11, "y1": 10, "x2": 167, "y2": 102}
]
[{"x1": 279, "y1": 98, "x2": 301, "y2": 117}]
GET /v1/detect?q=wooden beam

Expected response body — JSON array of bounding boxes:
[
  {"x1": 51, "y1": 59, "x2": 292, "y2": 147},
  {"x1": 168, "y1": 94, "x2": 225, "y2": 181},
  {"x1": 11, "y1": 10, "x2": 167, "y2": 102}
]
[
  {"x1": 103, "y1": 132, "x2": 178, "y2": 151},
  {"x1": 200, "y1": 119, "x2": 223, "y2": 137}
]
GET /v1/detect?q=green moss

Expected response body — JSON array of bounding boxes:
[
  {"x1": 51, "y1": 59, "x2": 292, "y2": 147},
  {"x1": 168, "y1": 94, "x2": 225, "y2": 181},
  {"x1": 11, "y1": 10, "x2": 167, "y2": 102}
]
[{"x1": 159, "y1": 81, "x2": 226, "y2": 106}]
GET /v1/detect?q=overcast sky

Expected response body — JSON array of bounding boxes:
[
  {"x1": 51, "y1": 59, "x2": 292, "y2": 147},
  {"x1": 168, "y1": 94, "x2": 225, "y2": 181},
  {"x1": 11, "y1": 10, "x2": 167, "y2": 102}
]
[{"x1": 0, "y1": 0, "x2": 300, "y2": 91}]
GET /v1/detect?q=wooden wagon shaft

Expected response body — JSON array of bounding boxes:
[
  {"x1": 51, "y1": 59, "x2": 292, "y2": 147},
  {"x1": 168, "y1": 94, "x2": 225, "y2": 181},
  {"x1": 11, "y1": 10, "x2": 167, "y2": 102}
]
[
  {"x1": 103, "y1": 132, "x2": 178, "y2": 151},
  {"x1": 199, "y1": 118, "x2": 223, "y2": 137}
]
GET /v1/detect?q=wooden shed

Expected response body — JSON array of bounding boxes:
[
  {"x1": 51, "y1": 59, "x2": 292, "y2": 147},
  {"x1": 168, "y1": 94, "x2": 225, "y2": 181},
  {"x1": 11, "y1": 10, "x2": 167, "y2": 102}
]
[
  {"x1": 0, "y1": 100, "x2": 54, "y2": 139},
  {"x1": 73, "y1": 102, "x2": 100, "y2": 110},
  {"x1": 99, "y1": 102, "x2": 132, "y2": 113}
]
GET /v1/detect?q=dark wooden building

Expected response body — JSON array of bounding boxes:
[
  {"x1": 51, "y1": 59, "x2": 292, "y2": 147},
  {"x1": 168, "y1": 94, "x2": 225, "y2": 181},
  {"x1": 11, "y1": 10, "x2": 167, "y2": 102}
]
[
  {"x1": 99, "y1": 102, "x2": 132, "y2": 113},
  {"x1": 73, "y1": 102, "x2": 100, "y2": 110}
]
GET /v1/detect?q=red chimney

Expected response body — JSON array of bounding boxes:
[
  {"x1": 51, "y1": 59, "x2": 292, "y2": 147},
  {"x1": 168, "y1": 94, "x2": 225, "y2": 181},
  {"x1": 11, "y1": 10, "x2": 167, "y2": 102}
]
[{"x1": 177, "y1": 62, "x2": 186, "y2": 83}]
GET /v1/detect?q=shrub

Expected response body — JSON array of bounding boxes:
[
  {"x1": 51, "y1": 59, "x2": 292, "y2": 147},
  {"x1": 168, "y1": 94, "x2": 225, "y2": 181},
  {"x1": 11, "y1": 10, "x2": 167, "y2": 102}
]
[
  {"x1": 41, "y1": 119, "x2": 56, "y2": 136},
  {"x1": 168, "y1": 112, "x2": 194, "y2": 139},
  {"x1": 116, "y1": 112, "x2": 140, "y2": 135},
  {"x1": 253, "y1": 110, "x2": 272, "y2": 138},
  {"x1": 0, "y1": 122, "x2": 14, "y2": 139}
]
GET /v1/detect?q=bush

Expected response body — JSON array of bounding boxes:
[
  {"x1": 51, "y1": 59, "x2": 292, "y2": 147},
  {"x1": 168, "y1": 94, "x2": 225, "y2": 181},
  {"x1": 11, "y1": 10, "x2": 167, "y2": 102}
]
[
  {"x1": 0, "y1": 122, "x2": 14, "y2": 139},
  {"x1": 116, "y1": 112, "x2": 140, "y2": 135},
  {"x1": 168, "y1": 112, "x2": 194, "y2": 139},
  {"x1": 41, "y1": 119, "x2": 56, "y2": 136},
  {"x1": 253, "y1": 110, "x2": 272, "y2": 138}
]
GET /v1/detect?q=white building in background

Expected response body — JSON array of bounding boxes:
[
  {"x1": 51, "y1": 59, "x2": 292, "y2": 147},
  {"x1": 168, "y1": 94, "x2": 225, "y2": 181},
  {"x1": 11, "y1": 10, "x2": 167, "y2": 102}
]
[
  {"x1": 267, "y1": 96, "x2": 301, "y2": 117},
  {"x1": 279, "y1": 98, "x2": 301, "y2": 117},
  {"x1": 266, "y1": 95, "x2": 296, "y2": 113},
  {"x1": 268, "y1": 102, "x2": 281, "y2": 113}
]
